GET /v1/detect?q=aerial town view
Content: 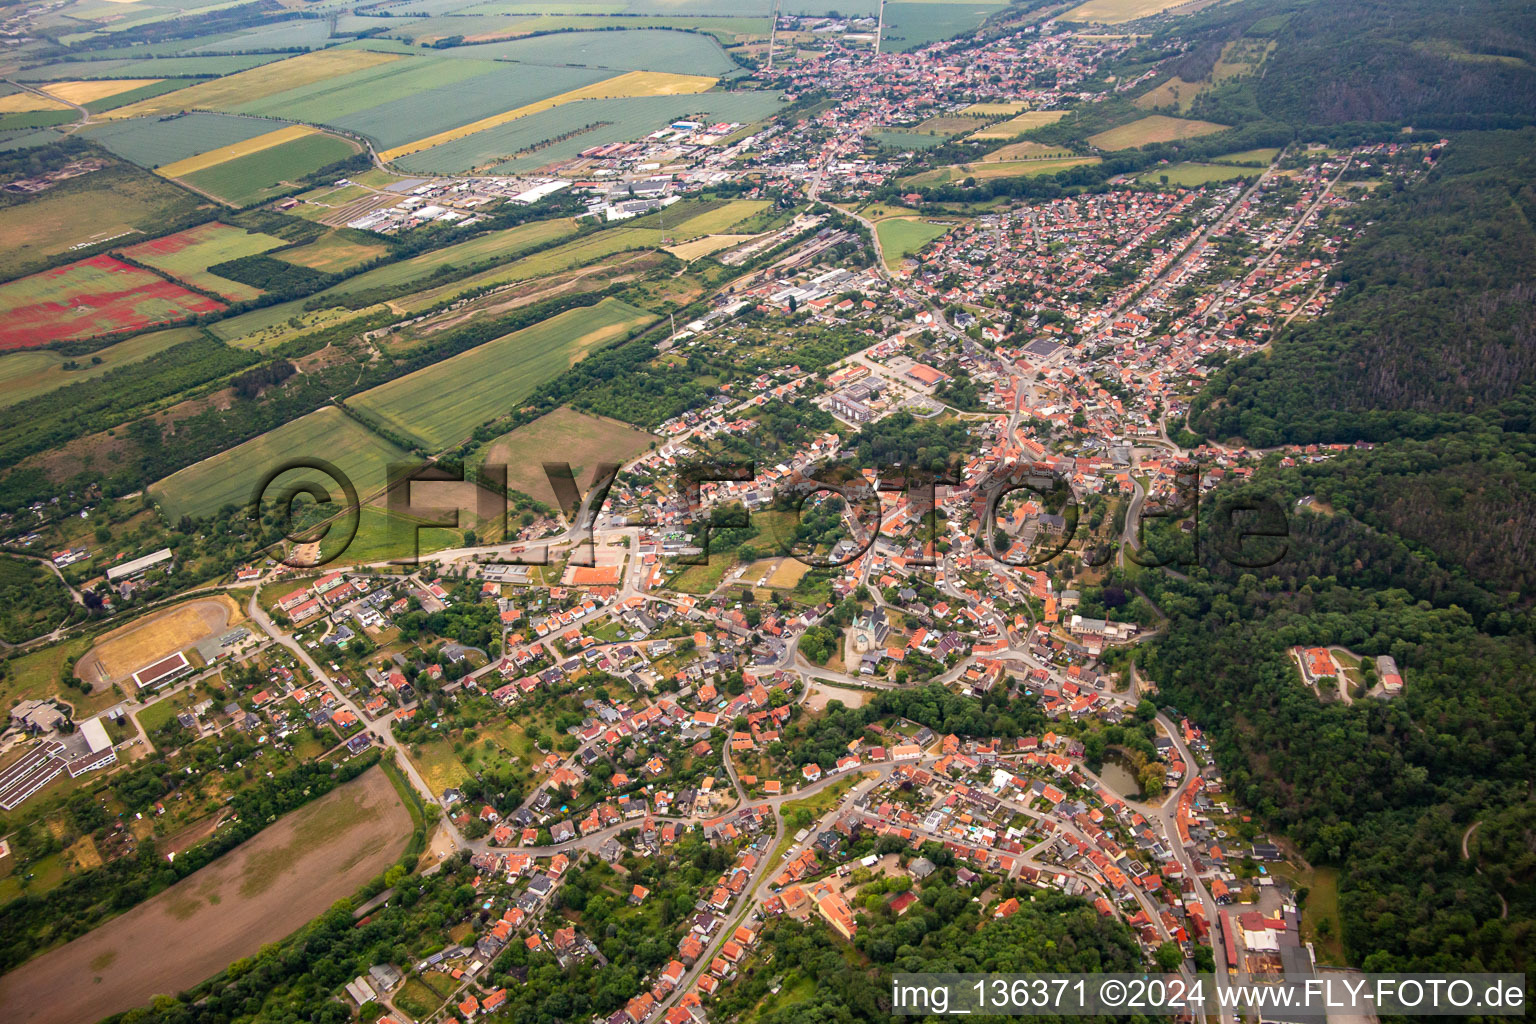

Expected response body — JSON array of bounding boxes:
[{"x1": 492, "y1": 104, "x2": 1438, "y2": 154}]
[{"x1": 0, "y1": 0, "x2": 1531, "y2": 1022}]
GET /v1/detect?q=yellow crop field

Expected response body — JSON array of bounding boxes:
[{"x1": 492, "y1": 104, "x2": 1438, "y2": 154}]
[
  {"x1": 968, "y1": 109, "x2": 1068, "y2": 139},
  {"x1": 105, "y1": 50, "x2": 401, "y2": 119},
  {"x1": 665, "y1": 234, "x2": 754, "y2": 261},
  {"x1": 962, "y1": 101, "x2": 1029, "y2": 115},
  {"x1": 156, "y1": 124, "x2": 319, "y2": 178},
  {"x1": 40, "y1": 79, "x2": 162, "y2": 105},
  {"x1": 0, "y1": 93, "x2": 69, "y2": 113},
  {"x1": 1087, "y1": 114, "x2": 1227, "y2": 150},
  {"x1": 380, "y1": 70, "x2": 718, "y2": 161},
  {"x1": 1064, "y1": 0, "x2": 1193, "y2": 23}
]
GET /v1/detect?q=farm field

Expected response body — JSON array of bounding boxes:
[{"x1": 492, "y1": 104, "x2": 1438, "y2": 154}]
[
  {"x1": 901, "y1": 155, "x2": 1100, "y2": 186},
  {"x1": 149, "y1": 406, "x2": 411, "y2": 520},
  {"x1": 665, "y1": 233, "x2": 753, "y2": 261},
  {"x1": 38, "y1": 79, "x2": 162, "y2": 105},
  {"x1": 980, "y1": 139, "x2": 1074, "y2": 161},
  {"x1": 317, "y1": 217, "x2": 581, "y2": 300},
  {"x1": 967, "y1": 109, "x2": 1069, "y2": 138},
  {"x1": 0, "y1": 255, "x2": 224, "y2": 351},
  {"x1": 0, "y1": 326, "x2": 200, "y2": 408},
  {"x1": 0, "y1": 160, "x2": 209, "y2": 281},
  {"x1": 388, "y1": 228, "x2": 665, "y2": 314},
  {"x1": 273, "y1": 231, "x2": 389, "y2": 274},
  {"x1": 352, "y1": 298, "x2": 657, "y2": 450},
  {"x1": 102, "y1": 49, "x2": 404, "y2": 119},
  {"x1": 14, "y1": 55, "x2": 285, "y2": 81},
  {"x1": 1138, "y1": 161, "x2": 1257, "y2": 186},
  {"x1": 81, "y1": 112, "x2": 297, "y2": 169},
  {"x1": 117, "y1": 222, "x2": 288, "y2": 301},
  {"x1": 1086, "y1": 113, "x2": 1228, "y2": 150},
  {"x1": 882, "y1": 1, "x2": 1008, "y2": 51},
  {"x1": 1063, "y1": 0, "x2": 1194, "y2": 23},
  {"x1": 155, "y1": 124, "x2": 321, "y2": 179},
  {"x1": 379, "y1": 69, "x2": 718, "y2": 162},
  {"x1": 482, "y1": 406, "x2": 656, "y2": 507},
  {"x1": 0, "y1": 92, "x2": 70, "y2": 113},
  {"x1": 876, "y1": 217, "x2": 956, "y2": 271},
  {"x1": 668, "y1": 199, "x2": 771, "y2": 237},
  {"x1": 318, "y1": 505, "x2": 464, "y2": 565},
  {"x1": 1213, "y1": 147, "x2": 1281, "y2": 165},
  {"x1": 0, "y1": 768, "x2": 412, "y2": 1024},
  {"x1": 459, "y1": 91, "x2": 785, "y2": 175},
  {"x1": 868, "y1": 130, "x2": 949, "y2": 150},
  {"x1": 75, "y1": 595, "x2": 240, "y2": 687},
  {"x1": 178, "y1": 133, "x2": 361, "y2": 206},
  {"x1": 961, "y1": 101, "x2": 1029, "y2": 115},
  {"x1": 409, "y1": 27, "x2": 738, "y2": 73}
]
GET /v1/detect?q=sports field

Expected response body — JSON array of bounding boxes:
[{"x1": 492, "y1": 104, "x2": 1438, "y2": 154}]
[
  {"x1": 103, "y1": 49, "x2": 403, "y2": 119},
  {"x1": 0, "y1": 326, "x2": 199, "y2": 408},
  {"x1": 876, "y1": 217, "x2": 956, "y2": 271},
  {"x1": 1086, "y1": 114, "x2": 1228, "y2": 150},
  {"x1": 118, "y1": 222, "x2": 288, "y2": 301},
  {"x1": 0, "y1": 768, "x2": 411, "y2": 1024},
  {"x1": 352, "y1": 298, "x2": 656, "y2": 451},
  {"x1": 39, "y1": 79, "x2": 162, "y2": 105},
  {"x1": 968, "y1": 109, "x2": 1068, "y2": 139},
  {"x1": 75, "y1": 595, "x2": 240, "y2": 686},
  {"x1": 150, "y1": 406, "x2": 411, "y2": 520},
  {"x1": 483, "y1": 406, "x2": 656, "y2": 507},
  {"x1": 378, "y1": 69, "x2": 716, "y2": 161},
  {"x1": 178, "y1": 133, "x2": 361, "y2": 206},
  {"x1": 0, "y1": 255, "x2": 224, "y2": 351}
]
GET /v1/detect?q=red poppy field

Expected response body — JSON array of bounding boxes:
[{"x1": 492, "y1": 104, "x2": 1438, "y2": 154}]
[{"x1": 0, "y1": 253, "x2": 225, "y2": 350}]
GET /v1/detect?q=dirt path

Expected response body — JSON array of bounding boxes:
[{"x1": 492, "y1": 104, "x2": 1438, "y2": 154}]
[{"x1": 0, "y1": 767, "x2": 411, "y2": 1024}]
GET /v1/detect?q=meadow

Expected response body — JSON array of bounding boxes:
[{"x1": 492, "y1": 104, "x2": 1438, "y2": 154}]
[
  {"x1": 318, "y1": 505, "x2": 464, "y2": 565},
  {"x1": 0, "y1": 161, "x2": 207, "y2": 281},
  {"x1": 351, "y1": 298, "x2": 656, "y2": 450},
  {"x1": 0, "y1": 326, "x2": 200, "y2": 408},
  {"x1": 482, "y1": 406, "x2": 656, "y2": 506},
  {"x1": 0, "y1": 255, "x2": 223, "y2": 350},
  {"x1": 1138, "y1": 161, "x2": 1257, "y2": 186},
  {"x1": 149, "y1": 406, "x2": 411, "y2": 520},
  {"x1": 273, "y1": 231, "x2": 389, "y2": 274},
  {"x1": 876, "y1": 217, "x2": 956, "y2": 271},
  {"x1": 118, "y1": 222, "x2": 288, "y2": 301},
  {"x1": 667, "y1": 199, "x2": 770, "y2": 237},
  {"x1": 1086, "y1": 113, "x2": 1228, "y2": 150},
  {"x1": 980, "y1": 139, "x2": 1074, "y2": 161},
  {"x1": 1213, "y1": 147, "x2": 1281, "y2": 165},
  {"x1": 0, "y1": 769, "x2": 411, "y2": 1024},
  {"x1": 867, "y1": 130, "x2": 949, "y2": 150},
  {"x1": 179, "y1": 133, "x2": 361, "y2": 206}
]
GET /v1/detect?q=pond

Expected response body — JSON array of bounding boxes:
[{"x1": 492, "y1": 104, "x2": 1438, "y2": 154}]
[{"x1": 1098, "y1": 753, "x2": 1140, "y2": 797}]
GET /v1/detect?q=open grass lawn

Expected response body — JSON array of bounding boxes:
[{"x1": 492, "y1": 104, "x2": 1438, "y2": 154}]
[
  {"x1": 875, "y1": 217, "x2": 957, "y2": 270},
  {"x1": 352, "y1": 298, "x2": 656, "y2": 451},
  {"x1": 1087, "y1": 114, "x2": 1228, "y2": 150},
  {"x1": 1138, "y1": 161, "x2": 1257, "y2": 186},
  {"x1": 1, "y1": 636, "x2": 116, "y2": 717},
  {"x1": 667, "y1": 554, "x2": 738, "y2": 595},
  {"x1": 483, "y1": 406, "x2": 656, "y2": 507},
  {"x1": 319, "y1": 505, "x2": 465, "y2": 565},
  {"x1": 0, "y1": 325, "x2": 199, "y2": 408},
  {"x1": 0, "y1": 254, "x2": 223, "y2": 351},
  {"x1": 0, "y1": 161, "x2": 210, "y2": 282},
  {"x1": 180, "y1": 133, "x2": 361, "y2": 207},
  {"x1": 118, "y1": 222, "x2": 287, "y2": 301},
  {"x1": 408, "y1": 738, "x2": 472, "y2": 797},
  {"x1": 395, "y1": 977, "x2": 444, "y2": 1020},
  {"x1": 1273, "y1": 862, "x2": 1345, "y2": 965},
  {"x1": 149, "y1": 406, "x2": 411, "y2": 520},
  {"x1": 1213, "y1": 146, "x2": 1281, "y2": 166}
]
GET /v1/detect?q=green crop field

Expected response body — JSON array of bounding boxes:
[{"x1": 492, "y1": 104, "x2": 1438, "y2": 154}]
[
  {"x1": 397, "y1": 91, "x2": 785, "y2": 175},
  {"x1": 150, "y1": 406, "x2": 411, "y2": 521},
  {"x1": 876, "y1": 217, "x2": 957, "y2": 271},
  {"x1": 351, "y1": 298, "x2": 656, "y2": 451},
  {"x1": 668, "y1": 199, "x2": 771, "y2": 237},
  {"x1": 15, "y1": 55, "x2": 286, "y2": 82},
  {"x1": 317, "y1": 217, "x2": 581, "y2": 301},
  {"x1": 416, "y1": 29, "x2": 737, "y2": 74},
  {"x1": 882, "y1": 1, "x2": 1007, "y2": 51},
  {"x1": 1212, "y1": 147, "x2": 1281, "y2": 166},
  {"x1": 391, "y1": 227, "x2": 665, "y2": 313},
  {"x1": 81, "y1": 113, "x2": 295, "y2": 169},
  {"x1": 84, "y1": 79, "x2": 192, "y2": 115},
  {"x1": 118, "y1": 222, "x2": 288, "y2": 301},
  {"x1": 1086, "y1": 114, "x2": 1229, "y2": 150},
  {"x1": 179, "y1": 133, "x2": 362, "y2": 207},
  {"x1": 0, "y1": 326, "x2": 201, "y2": 408}
]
